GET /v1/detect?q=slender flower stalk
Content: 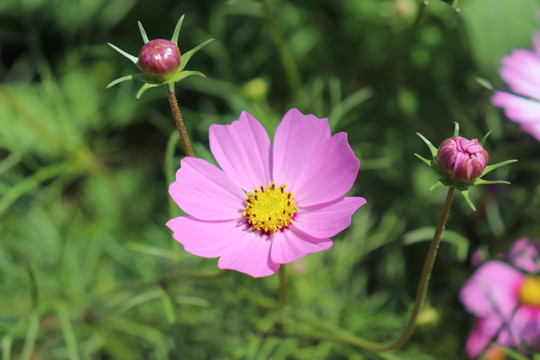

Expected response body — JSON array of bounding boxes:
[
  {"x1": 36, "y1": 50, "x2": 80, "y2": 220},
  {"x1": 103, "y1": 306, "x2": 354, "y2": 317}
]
[
  {"x1": 166, "y1": 85, "x2": 193, "y2": 156},
  {"x1": 369, "y1": 186, "x2": 455, "y2": 351}
]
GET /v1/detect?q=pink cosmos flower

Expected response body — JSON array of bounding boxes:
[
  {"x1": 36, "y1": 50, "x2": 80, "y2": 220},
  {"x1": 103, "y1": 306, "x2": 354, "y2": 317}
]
[
  {"x1": 166, "y1": 108, "x2": 366, "y2": 278},
  {"x1": 460, "y1": 260, "x2": 540, "y2": 358},
  {"x1": 491, "y1": 28, "x2": 540, "y2": 141}
]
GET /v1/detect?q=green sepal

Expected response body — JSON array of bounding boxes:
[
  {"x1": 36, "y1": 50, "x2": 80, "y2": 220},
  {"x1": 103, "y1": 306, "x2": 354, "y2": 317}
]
[
  {"x1": 160, "y1": 71, "x2": 207, "y2": 97},
  {"x1": 173, "y1": 70, "x2": 206, "y2": 83},
  {"x1": 474, "y1": 179, "x2": 511, "y2": 186},
  {"x1": 416, "y1": 132, "x2": 438, "y2": 159},
  {"x1": 459, "y1": 189, "x2": 476, "y2": 211},
  {"x1": 107, "y1": 42, "x2": 138, "y2": 64},
  {"x1": 178, "y1": 38, "x2": 215, "y2": 73},
  {"x1": 106, "y1": 73, "x2": 146, "y2": 89},
  {"x1": 480, "y1": 130, "x2": 492, "y2": 146},
  {"x1": 414, "y1": 153, "x2": 432, "y2": 167},
  {"x1": 138, "y1": 21, "x2": 150, "y2": 44},
  {"x1": 453, "y1": 122, "x2": 460, "y2": 137},
  {"x1": 136, "y1": 83, "x2": 161, "y2": 100},
  {"x1": 171, "y1": 15, "x2": 185, "y2": 45},
  {"x1": 481, "y1": 159, "x2": 518, "y2": 177},
  {"x1": 428, "y1": 181, "x2": 445, "y2": 192}
]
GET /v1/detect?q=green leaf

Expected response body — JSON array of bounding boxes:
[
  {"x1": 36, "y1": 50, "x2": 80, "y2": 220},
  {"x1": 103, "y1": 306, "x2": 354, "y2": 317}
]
[{"x1": 56, "y1": 303, "x2": 81, "y2": 360}]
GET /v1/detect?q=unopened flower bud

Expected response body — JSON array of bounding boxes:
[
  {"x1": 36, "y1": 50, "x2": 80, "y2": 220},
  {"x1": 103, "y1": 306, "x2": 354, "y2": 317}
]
[
  {"x1": 137, "y1": 39, "x2": 181, "y2": 81},
  {"x1": 107, "y1": 15, "x2": 214, "y2": 99},
  {"x1": 437, "y1": 137, "x2": 488, "y2": 183}
]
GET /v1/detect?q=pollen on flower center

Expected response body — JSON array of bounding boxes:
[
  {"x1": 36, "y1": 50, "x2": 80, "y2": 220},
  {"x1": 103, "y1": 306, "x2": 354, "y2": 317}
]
[
  {"x1": 243, "y1": 181, "x2": 298, "y2": 234},
  {"x1": 519, "y1": 276, "x2": 540, "y2": 307}
]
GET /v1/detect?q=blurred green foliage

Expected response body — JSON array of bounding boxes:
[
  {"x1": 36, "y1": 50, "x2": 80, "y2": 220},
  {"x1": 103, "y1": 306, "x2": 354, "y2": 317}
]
[{"x1": 1, "y1": 0, "x2": 540, "y2": 359}]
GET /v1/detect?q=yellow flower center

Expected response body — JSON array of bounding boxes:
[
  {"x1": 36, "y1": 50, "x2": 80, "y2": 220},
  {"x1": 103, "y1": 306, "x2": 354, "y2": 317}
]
[
  {"x1": 519, "y1": 276, "x2": 540, "y2": 307},
  {"x1": 243, "y1": 182, "x2": 298, "y2": 234}
]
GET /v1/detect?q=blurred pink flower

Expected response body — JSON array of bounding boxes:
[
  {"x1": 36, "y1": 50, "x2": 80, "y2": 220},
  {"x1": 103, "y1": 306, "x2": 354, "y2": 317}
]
[
  {"x1": 508, "y1": 237, "x2": 540, "y2": 273},
  {"x1": 492, "y1": 29, "x2": 540, "y2": 141},
  {"x1": 437, "y1": 136, "x2": 489, "y2": 183},
  {"x1": 166, "y1": 108, "x2": 366, "y2": 278},
  {"x1": 460, "y1": 260, "x2": 540, "y2": 358}
]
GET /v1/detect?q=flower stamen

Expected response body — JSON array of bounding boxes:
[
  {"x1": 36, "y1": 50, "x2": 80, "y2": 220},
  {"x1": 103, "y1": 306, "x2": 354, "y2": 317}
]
[
  {"x1": 243, "y1": 181, "x2": 298, "y2": 234},
  {"x1": 519, "y1": 276, "x2": 540, "y2": 307}
]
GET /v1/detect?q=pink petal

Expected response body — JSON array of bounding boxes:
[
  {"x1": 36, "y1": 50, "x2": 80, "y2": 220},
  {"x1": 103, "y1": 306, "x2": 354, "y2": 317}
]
[
  {"x1": 500, "y1": 50, "x2": 540, "y2": 100},
  {"x1": 292, "y1": 132, "x2": 360, "y2": 206},
  {"x1": 465, "y1": 317, "x2": 503, "y2": 358},
  {"x1": 166, "y1": 216, "x2": 242, "y2": 258},
  {"x1": 293, "y1": 197, "x2": 366, "y2": 239},
  {"x1": 459, "y1": 261, "x2": 523, "y2": 319},
  {"x1": 507, "y1": 305, "x2": 540, "y2": 348},
  {"x1": 272, "y1": 108, "x2": 331, "y2": 190},
  {"x1": 217, "y1": 230, "x2": 279, "y2": 278},
  {"x1": 270, "y1": 227, "x2": 333, "y2": 264},
  {"x1": 492, "y1": 91, "x2": 540, "y2": 141},
  {"x1": 167, "y1": 216, "x2": 279, "y2": 278},
  {"x1": 209, "y1": 111, "x2": 272, "y2": 191},
  {"x1": 508, "y1": 237, "x2": 540, "y2": 273},
  {"x1": 169, "y1": 158, "x2": 246, "y2": 220}
]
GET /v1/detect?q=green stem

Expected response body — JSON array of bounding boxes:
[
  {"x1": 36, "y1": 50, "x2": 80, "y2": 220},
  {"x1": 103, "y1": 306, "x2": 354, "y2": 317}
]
[
  {"x1": 370, "y1": 186, "x2": 455, "y2": 351},
  {"x1": 259, "y1": 0, "x2": 302, "y2": 98},
  {"x1": 166, "y1": 85, "x2": 193, "y2": 157},
  {"x1": 282, "y1": 187, "x2": 455, "y2": 352}
]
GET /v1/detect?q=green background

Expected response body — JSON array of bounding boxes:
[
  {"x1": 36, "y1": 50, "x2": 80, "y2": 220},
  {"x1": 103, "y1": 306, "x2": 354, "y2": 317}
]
[{"x1": 1, "y1": 0, "x2": 540, "y2": 358}]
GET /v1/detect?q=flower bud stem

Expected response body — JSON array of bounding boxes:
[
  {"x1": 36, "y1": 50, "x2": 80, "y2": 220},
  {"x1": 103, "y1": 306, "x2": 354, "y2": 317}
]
[
  {"x1": 374, "y1": 186, "x2": 455, "y2": 351},
  {"x1": 166, "y1": 85, "x2": 193, "y2": 157}
]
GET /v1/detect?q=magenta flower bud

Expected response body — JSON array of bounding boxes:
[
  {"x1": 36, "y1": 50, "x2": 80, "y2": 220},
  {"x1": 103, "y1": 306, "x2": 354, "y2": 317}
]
[
  {"x1": 137, "y1": 39, "x2": 181, "y2": 81},
  {"x1": 437, "y1": 136, "x2": 489, "y2": 183}
]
